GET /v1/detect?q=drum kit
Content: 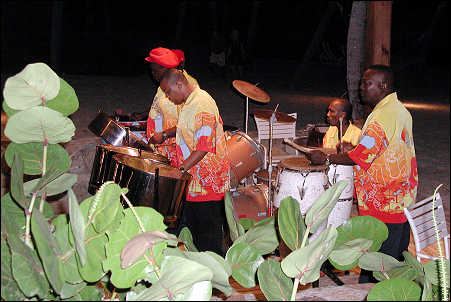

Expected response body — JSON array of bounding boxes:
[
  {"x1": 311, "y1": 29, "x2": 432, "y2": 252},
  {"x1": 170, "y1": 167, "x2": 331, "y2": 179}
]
[{"x1": 86, "y1": 81, "x2": 354, "y2": 232}]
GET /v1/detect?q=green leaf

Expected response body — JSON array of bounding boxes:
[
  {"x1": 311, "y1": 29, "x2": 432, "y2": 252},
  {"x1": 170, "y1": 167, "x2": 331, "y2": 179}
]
[
  {"x1": 358, "y1": 252, "x2": 404, "y2": 273},
  {"x1": 224, "y1": 191, "x2": 245, "y2": 242},
  {"x1": 226, "y1": 241, "x2": 264, "y2": 288},
  {"x1": 127, "y1": 256, "x2": 213, "y2": 301},
  {"x1": 178, "y1": 226, "x2": 198, "y2": 252},
  {"x1": 3, "y1": 62, "x2": 60, "y2": 110},
  {"x1": 1, "y1": 239, "x2": 28, "y2": 301},
  {"x1": 329, "y1": 238, "x2": 373, "y2": 266},
  {"x1": 236, "y1": 216, "x2": 279, "y2": 255},
  {"x1": 257, "y1": 258, "x2": 293, "y2": 301},
  {"x1": 68, "y1": 189, "x2": 87, "y2": 267},
  {"x1": 63, "y1": 283, "x2": 103, "y2": 301},
  {"x1": 278, "y1": 196, "x2": 307, "y2": 251},
  {"x1": 28, "y1": 162, "x2": 65, "y2": 194},
  {"x1": 1, "y1": 193, "x2": 26, "y2": 239},
  {"x1": 31, "y1": 209, "x2": 65, "y2": 294},
  {"x1": 421, "y1": 277, "x2": 433, "y2": 301},
  {"x1": 424, "y1": 259, "x2": 450, "y2": 286},
  {"x1": 89, "y1": 182, "x2": 123, "y2": 233},
  {"x1": 4, "y1": 106, "x2": 75, "y2": 144},
  {"x1": 305, "y1": 180, "x2": 348, "y2": 233},
  {"x1": 10, "y1": 153, "x2": 27, "y2": 209},
  {"x1": 2, "y1": 99, "x2": 20, "y2": 117},
  {"x1": 46, "y1": 77, "x2": 79, "y2": 116},
  {"x1": 329, "y1": 215, "x2": 388, "y2": 271},
  {"x1": 24, "y1": 173, "x2": 77, "y2": 197},
  {"x1": 281, "y1": 226, "x2": 337, "y2": 284},
  {"x1": 373, "y1": 264, "x2": 419, "y2": 282},
  {"x1": 239, "y1": 218, "x2": 256, "y2": 231},
  {"x1": 60, "y1": 281, "x2": 87, "y2": 300},
  {"x1": 103, "y1": 207, "x2": 167, "y2": 289},
  {"x1": 366, "y1": 278, "x2": 422, "y2": 301},
  {"x1": 5, "y1": 142, "x2": 71, "y2": 175},
  {"x1": 401, "y1": 251, "x2": 425, "y2": 282}
]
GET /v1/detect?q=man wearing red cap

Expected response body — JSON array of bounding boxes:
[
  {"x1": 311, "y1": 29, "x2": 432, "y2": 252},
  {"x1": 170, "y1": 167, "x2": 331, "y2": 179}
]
[{"x1": 143, "y1": 47, "x2": 198, "y2": 166}]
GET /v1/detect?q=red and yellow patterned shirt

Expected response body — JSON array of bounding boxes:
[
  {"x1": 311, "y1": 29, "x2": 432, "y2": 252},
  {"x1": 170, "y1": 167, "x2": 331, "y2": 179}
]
[
  {"x1": 175, "y1": 87, "x2": 230, "y2": 202},
  {"x1": 348, "y1": 93, "x2": 418, "y2": 223},
  {"x1": 146, "y1": 70, "x2": 198, "y2": 166}
]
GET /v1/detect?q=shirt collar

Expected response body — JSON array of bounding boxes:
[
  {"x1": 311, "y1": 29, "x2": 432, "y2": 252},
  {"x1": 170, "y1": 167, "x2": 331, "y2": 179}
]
[{"x1": 373, "y1": 92, "x2": 398, "y2": 111}]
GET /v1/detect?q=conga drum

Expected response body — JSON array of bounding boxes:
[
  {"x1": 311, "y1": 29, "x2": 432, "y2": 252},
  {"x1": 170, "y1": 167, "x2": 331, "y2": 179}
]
[
  {"x1": 327, "y1": 164, "x2": 354, "y2": 228},
  {"x1": 88, "y1": 144, "x2": 170, "y2": 195}
]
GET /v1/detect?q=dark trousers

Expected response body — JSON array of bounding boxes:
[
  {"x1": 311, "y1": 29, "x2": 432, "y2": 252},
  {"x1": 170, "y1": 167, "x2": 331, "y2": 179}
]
[
  {"x1": 179, "y1": 199, "x2": 226, "y2": 257},
  {"x1": 359, "y1": 221, "x2": 411, "y2": 283}
]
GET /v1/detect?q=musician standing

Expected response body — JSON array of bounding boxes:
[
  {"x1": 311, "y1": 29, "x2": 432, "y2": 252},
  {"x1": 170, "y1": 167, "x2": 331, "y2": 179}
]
[
  {"x1": 308, "y1": 65, "x2": 418, "y2": 283},
  {"x1": 160, "y1": 69, "x2": 230, "y2": 256},
  {"x1": 143, "y1": 47, "x2": 199, "y2": 166}
]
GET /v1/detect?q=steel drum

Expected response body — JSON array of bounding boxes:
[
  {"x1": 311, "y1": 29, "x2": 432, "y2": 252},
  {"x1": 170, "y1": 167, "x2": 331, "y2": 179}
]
[
  {"x1": 108, "y1": 153, "x2": 191, "y2": 228},
  {"x1": 231, "y1": 184, "x2": 269, "y2": 222},
  {"x1": 88, "y1": 144, "x2": 170, "y2": 195}
]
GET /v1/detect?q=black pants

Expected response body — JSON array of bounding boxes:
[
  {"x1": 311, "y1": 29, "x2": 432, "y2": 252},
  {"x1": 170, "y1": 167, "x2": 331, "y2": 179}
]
[
  {"x1": 359, "y1": 220, "x2": 411, "y2": 283},
  {"x1": 179, "y1": 199, "x2": 226, "y2": 257}
]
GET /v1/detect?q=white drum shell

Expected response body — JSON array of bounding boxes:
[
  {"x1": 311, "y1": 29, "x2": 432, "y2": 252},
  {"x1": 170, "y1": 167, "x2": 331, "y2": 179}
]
[{"x1": 327, "y1": 164, "x2": 354, "y2": 200}]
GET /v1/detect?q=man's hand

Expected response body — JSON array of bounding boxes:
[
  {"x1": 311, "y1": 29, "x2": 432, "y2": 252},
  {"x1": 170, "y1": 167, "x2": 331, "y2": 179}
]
[
  {"x1": 308, "y1": 149, "x2": 327, "y2": 165},
  {"x1": 337, "y1": 142, "x2": 355, "y2": 153}
]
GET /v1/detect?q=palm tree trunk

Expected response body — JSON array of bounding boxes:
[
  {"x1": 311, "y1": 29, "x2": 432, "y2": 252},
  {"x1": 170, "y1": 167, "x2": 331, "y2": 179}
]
[{"x1": 346, "y1": 1, "x2": 367, "y2": 122}]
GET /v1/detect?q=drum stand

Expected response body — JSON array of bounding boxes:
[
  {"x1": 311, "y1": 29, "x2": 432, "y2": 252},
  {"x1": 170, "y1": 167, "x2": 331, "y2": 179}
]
[{"x1": 267, "y1": 105, "x2": 278, "y2": 217}]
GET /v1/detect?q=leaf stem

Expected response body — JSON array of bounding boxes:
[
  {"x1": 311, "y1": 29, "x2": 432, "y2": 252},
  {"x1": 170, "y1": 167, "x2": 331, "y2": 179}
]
[
  {"x1": 121, "y1": 192, "x2": 145, "y2": 233},
  {"x1": 24, "y1": 192, "x2": 38, "y2": 248},
  {"x1": 290, "y1": 226, "x2": 311, "y2": 301}
]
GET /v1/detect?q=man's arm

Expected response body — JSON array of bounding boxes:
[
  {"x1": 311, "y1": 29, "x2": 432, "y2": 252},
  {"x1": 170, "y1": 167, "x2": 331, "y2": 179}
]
[
  {"x1": 148, "y1": 126, "x2": 177, "y2": 145},
  {"x1": 179, "y1": 150, "x2": 208, "y2": 171},
  {"x1": 308, "y1": 149, "x2": 356, "y2": 166}
]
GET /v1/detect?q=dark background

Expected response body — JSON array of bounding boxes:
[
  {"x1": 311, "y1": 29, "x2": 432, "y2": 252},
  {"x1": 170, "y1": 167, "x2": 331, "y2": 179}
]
[{"x1": 1, "y1": 0, "x2": 449, "y2": 100}]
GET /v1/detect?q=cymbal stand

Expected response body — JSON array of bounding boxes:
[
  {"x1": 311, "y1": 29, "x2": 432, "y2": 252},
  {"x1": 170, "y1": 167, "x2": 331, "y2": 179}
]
[
  {"x1": 245, "y1": 96, "x2": 249, "y2": 134},
  {"x1": 267, "y1": 104, "x2": 279, "y2": 217}
]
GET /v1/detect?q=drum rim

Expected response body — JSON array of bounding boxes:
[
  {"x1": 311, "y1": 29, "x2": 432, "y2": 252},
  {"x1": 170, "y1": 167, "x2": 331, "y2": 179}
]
[
  {"x1": 97, "y1": 144, "x2": 170, "y2": 163},
  {"x1": 226, "y1": 130, "x2": 265, "y2": 161},
  {"x1": 280, "y1": 157, "x2": 328, "y2": 172}
]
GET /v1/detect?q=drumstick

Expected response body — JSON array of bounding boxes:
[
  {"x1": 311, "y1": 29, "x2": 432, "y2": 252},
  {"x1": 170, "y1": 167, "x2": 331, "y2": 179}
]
[
  {"x1": 283, "y1": 138, "x2": 337, "y2": 155},
  {"x1": 339, "y1": 117, "x2": 343, "y2": 153}
]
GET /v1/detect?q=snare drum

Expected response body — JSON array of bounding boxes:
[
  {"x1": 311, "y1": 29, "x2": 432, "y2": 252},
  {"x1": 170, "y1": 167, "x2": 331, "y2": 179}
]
[
  {"x1": 327, "y1": 164, "x2": 354, "y2": 227},
  {"x1": 88, "y1": 144, "x2": 170, "y2": 195},
  {"x1": 275, "y1": 157, "x2": 329, "y2": 242},
  {"x1": 225, "y1": 130, "x2": 265, "y2": 188},
  {"x1": 108, "y1": 154, "x2": 191, "y2": 229},
  {"x1": 231, "y1": 184, "x2": 269, "y2": 222}
]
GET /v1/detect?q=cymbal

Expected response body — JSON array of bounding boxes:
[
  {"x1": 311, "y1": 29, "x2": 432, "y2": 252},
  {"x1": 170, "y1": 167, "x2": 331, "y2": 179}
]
[
  {"x1": 232, "y1": 80, "x2": 270, "y2": 103},
  {"x1": 253, "y1": 109, "x2": 296, "y2": 123}
]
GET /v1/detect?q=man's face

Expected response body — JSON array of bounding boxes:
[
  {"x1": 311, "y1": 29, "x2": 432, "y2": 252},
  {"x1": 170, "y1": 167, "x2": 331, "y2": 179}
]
[
  {"x1": 160, "y1": 77, "x2": 184, "y2": 105},
  {"x1": 326, "y1": 100, "x2": 345, "y2": 127},
  {"x1": 360, "y1": 69, "x2": 385, "y2": 107},
  {"x1": 150, "y1": 63, "x2": 167, "y2": 82}
]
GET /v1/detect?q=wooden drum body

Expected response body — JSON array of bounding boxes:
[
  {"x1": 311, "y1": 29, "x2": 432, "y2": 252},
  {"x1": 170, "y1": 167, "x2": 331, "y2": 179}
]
[
  {"x1": 231, "y1": 184, "x2": 269, "y2": 222},
  {"x1": 88, "y1": 144, "x2": 170, "y2": 195},
  {"x1": 225, "y1": 130, "x2": 265, "y2": 188},
  {"x1": 108, "y1": 154, "x2": 191, "y2": 229}
]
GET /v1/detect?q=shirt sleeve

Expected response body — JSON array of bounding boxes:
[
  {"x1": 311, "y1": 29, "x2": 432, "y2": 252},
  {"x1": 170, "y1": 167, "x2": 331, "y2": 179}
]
[
  {"x1": 146, "y1": 99, "x2": 164, "y2": 139},
  {"x1": 348, "y1": 121, "x2": 387, "y2": 171},
  {"x1": 193, "y1": 111, "x2": 217, "y2": 153}
]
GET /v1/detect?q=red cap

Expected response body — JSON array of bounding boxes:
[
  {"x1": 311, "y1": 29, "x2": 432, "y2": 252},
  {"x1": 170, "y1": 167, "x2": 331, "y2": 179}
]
[
  {"x1": 144, "y1": 47, "x2": 180, "y2": 68},
  {"x1": 172, "y1": 49, "x2": 185, "y2": 63}
]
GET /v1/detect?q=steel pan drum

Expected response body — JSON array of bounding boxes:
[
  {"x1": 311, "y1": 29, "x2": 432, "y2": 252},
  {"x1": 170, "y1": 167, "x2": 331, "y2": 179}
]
[
  {"x1": 88, "y1": 144, "x2": 170, "y2": 195},
  {"x1": 231, "y1": 184, "x2": 269, "y2": 222},
  {"x1": 225, "y1": 130, "x2": 265, "y2": 188},
  {"x1": 108, "y1": 153, "x2": 191, "y2": 228}
]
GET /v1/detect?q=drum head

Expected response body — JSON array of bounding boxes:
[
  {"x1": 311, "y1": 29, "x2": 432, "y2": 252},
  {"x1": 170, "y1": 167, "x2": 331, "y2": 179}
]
[
  {"x1": 280, "y1": 157, "x2": 328, "y2": 172},
  {"x1": 99, "y1": 144, "x2": 170, "y2": 164}
]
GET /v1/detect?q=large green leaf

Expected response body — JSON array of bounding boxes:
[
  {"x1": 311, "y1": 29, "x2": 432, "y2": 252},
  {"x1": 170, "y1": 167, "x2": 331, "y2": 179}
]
[
  {"x1": 224, "y1": 191, "x2": 245, "y2": 242},
  {"x1": 257, "y1": 258, "x2": 293, "y2": 301},
  {"x1": 10, "y1": 154, "x2": 27, "y2": 209},
  {"x1": 2, "y1": 99, "x2": 20, "y2": 117},
  {"x1": 89, "y1": 182, "x2": 123, "y2": 233},
  {"x1": 178, "y1": 226, "x2": 198, "y2": 252},
  {"x1": 46, "y1": 77, "x2": 79, "y2": 116},
  {"x1": 51, "y1": 214, "x2": 83, "y2": 284},
  {"x1": 226, "y1": 241, "x2": 264, "y2": 288},
  {"x1": 60, "y1": 281, "x2": 87, "y2": 300},
  {"x1": 103, "y1": 207, "x2": 167, "y2": 289},
  {"x1": 1, "y1": 193, "x2": 26, "y2": 238},
  {"x1": 127, "y1": 256, "x2": 213, "y2": 301},
  {"x1": 31, "y1": 209, "x2": 65, "y2": 295},
  {"x1": 329, "y1": 215, "x2": 388, "y2": 271},
  {"x1": 278, "y1": 196, "x2": 306, "y2": 251},
  {"x1": 24, "y1": 173, "x2": 77, "y2": 197},
  {"x1": 183, "y1": 251, "x2": 233, "y2": 296},
  {"x1": 235, "y1": 216, "x2": 279, "y2": 256},
  {"x1": 5, "y1": 142, "x2": 71, "y2": 175},
  {"x1": 63, "y1": 283, "x2": 103, "y2": 301},
  {"x1": 402, "y1": 251, "x2": 425, "y2": 282},
  {"x1": 4, "y1": 106, "x2": 75, "y2": 144},
  {"x1": 305, "y1": 180, "x2": 348, "y2": 233},
  {"x1": 1, "y1": 240, "x2": 28, "y2": 301},
  {"x1": 329, "y1": 238, "x2": 373, "y2": 266},
  {"x1": 3, "y1": 62, "x2": 60, "y2": 110},
  {"x1": 373, "y1": 265, "x2": 419, "y2": 282},
  {"x1": 27, "y1": 162, "x2": 65, "y2": 195},
  {"x1": 366, "y1": 278, "x2": 422, "y2": 301},
  {"x1": 424, "y1": 259, "x2": 450, "y2": 286},
  {"x1": 358, "y1": 252, "x2": 404, "y2": 273},
  {"x1": 68, "y1": 189, "x2": 87, "y2": 267},
  {"x1": 281, "y1": 226, "x2": 337, "y2": 284}
]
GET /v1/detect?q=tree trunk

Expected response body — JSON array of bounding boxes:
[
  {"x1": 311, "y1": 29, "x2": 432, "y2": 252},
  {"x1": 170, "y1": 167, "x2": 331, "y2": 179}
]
[
  {"x1": 290, "y1": 1, "x2": 337, "y2": 90},
  {"x1": 50, "y1": 0, "x2": 64, "y2": 73},
  {"x1": 346, "y1": 1, "x2": 367, "y2": 122}
]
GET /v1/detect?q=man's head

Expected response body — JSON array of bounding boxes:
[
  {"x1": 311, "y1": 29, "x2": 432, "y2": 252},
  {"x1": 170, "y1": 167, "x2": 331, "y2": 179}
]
[
  {"x1": 160, "y1": 69, "x2": 191, "y2": 105},
  {"x1": 145, "y1": 47, "x2": 182, "y2": 82},
  {"x1": 360, "y1": 64, "x2": 394, "y2": 107},
  {"x1": 326, "y1": 98, "x2": 352, "y2": 126}
]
